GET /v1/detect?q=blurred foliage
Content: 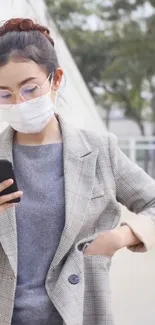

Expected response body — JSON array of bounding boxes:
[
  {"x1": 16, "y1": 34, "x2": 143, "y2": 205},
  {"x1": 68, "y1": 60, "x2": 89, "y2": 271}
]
[{"x1": 46, "y1": 0, "x2": 155, "y2": 134}]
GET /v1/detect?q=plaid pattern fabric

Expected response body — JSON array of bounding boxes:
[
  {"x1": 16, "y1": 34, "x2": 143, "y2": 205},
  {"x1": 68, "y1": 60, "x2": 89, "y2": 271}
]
[{"x1": 0, "y1": 115, "x2": 154, "y2": 325}]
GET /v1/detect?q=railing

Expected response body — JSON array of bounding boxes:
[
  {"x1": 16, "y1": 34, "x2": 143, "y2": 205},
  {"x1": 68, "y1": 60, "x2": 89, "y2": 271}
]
[{"x1": 118, "y1": 137, "x2": 155, "y2": 178}]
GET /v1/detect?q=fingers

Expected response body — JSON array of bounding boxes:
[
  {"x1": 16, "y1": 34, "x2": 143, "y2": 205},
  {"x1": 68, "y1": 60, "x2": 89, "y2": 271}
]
[
  {"x1": 0, "y1": 179, "x2": 23, "y2": 210},
  {"x1": 0, "y1": 179, "x2": 14, "y2": 192},
  {"x1": 0, "y1": 190, "x2": 23, "y2": 205}
]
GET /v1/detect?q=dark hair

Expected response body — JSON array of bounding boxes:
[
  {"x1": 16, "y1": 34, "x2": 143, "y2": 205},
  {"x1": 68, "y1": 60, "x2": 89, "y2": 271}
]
[{"x1": 0, "y1": 18, "x2": 59, "y2": 76}]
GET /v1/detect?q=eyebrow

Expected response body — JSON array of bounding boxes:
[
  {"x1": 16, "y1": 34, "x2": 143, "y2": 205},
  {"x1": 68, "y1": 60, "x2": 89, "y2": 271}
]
[{"x1": 0, "y1": 77, "x2": 37, "y2": 89}]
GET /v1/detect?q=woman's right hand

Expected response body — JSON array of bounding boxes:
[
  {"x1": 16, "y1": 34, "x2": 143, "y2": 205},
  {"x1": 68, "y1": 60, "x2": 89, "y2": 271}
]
[{"x1": 0, "y1": 179, "x2": 23, "y2": 212}]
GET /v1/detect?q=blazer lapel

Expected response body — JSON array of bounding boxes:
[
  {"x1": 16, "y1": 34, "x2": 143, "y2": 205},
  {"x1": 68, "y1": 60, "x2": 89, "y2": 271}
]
[
  {"x1": 50, "y1": 116, "x2": 98, "y2": 269},
  {"x1": 0, "y1": 127, "x2": 17, "y2": 276}
]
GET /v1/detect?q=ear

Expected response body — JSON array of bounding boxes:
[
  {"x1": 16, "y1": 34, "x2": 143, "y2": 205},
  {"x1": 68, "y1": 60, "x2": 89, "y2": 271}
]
[{"x1": 53, "y1": 68, "x2": 63, "y2": 90}]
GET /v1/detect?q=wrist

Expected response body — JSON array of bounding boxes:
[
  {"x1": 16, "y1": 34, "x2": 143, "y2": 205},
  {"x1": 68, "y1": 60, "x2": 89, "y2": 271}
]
[{"x1": 112, "y1": 225, "x2": 141, "y2": 248}]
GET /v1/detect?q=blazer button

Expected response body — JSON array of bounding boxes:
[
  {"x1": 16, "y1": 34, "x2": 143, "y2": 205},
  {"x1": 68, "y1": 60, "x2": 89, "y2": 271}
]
[{"x1": 68, "y1": 274, "x2": 80, "y2": 285}]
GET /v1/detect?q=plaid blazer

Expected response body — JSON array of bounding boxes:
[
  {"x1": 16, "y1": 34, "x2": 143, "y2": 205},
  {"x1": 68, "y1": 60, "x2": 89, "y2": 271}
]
[{"x1": 0, "y1": 115, "x2": 155, "y2": 325}]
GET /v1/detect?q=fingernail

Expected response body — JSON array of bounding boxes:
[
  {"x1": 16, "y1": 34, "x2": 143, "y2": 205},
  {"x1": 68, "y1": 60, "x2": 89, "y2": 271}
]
[{"x1": 9, "y1": 179, "x2": 14, "y2": 183}]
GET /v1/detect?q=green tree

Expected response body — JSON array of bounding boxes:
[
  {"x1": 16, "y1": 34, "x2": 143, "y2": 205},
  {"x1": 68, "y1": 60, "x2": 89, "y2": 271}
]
[{"x1": 46, "y1": 0, "x2": 155, "y2": 135}]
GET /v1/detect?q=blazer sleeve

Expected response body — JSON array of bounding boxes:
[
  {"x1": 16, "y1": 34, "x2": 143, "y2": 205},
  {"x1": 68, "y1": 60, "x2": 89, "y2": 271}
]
[{"x1": 108, "y1": 133, "x2": 155, "y2": 252}]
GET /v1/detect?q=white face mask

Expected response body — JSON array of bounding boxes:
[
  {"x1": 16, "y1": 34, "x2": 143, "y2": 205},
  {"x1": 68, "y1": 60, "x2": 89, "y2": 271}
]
[{"x1": 0, "y1": 92, "x2": 55, "y2": 133}]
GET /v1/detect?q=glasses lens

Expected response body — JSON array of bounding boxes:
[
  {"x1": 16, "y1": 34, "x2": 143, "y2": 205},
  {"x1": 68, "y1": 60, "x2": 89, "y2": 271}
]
[
  {"x1": 21, "y1": 84, "x2": 41, "y2": 101},
  {"x1": 0, "y1": 90, "x2": 12, "y2": 104}
]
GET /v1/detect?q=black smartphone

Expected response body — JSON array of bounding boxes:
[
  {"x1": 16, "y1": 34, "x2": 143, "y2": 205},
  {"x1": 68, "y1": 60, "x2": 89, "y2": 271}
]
[{"x1": 0, "y1": 159, "x2": 20, "y2": 203}]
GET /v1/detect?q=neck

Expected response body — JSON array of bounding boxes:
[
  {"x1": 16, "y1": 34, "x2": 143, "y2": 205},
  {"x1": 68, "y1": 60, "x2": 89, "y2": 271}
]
[{"x1": 15, "y1": 115, "x2": 62, "y2": 145}]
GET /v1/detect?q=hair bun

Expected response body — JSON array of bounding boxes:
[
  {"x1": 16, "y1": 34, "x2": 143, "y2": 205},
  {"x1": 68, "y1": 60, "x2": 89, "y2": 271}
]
[{"x1": 0, "y1": 18, "x2": 55, "y2": 47}]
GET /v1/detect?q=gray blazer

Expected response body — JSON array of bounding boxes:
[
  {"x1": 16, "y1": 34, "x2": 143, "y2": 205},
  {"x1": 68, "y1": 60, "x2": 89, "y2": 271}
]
[{"x1": 0, "y1": 115, "x2": 155, "y2": 325}]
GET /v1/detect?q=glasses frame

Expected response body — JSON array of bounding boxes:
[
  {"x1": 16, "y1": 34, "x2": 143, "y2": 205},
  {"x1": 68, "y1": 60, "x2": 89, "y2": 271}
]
[{"x1": 0, "y1": 73, "x2": 52, "y2": 105}]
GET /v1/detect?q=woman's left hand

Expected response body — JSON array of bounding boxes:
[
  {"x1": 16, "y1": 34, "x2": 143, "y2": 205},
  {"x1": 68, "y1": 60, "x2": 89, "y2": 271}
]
[
  {"x1": 84, "y1": 225, "x2": 141, "y2": 257},
  {"x1": 84, "y1": 229, "x2": 124, "y2": 257}
]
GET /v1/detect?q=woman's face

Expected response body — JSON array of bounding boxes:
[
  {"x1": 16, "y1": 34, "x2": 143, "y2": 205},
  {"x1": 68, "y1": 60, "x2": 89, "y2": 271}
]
[{"x1": 0, "y1": 60, "x2": 63, "y2": 104}]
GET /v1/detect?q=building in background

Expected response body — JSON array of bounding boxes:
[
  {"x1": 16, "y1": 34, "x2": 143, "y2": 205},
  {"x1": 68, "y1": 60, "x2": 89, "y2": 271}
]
[
  {"x1": 98, "y1": 105, "x2": 153, "y2": 137},
  {"x1": 0, "y1": 0, "x2": 105, "y2": 134}
]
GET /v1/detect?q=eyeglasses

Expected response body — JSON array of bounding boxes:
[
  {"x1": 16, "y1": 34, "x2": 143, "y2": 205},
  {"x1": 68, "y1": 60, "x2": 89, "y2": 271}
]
[{"x1": 0, "y1": 74, "x2": 52, "y2": 105}]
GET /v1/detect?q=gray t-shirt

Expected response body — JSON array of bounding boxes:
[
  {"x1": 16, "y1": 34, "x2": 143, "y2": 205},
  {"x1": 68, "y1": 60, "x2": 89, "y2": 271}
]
[{"x1": 11, "y1": 142, "x2": 65, "y2": 325}]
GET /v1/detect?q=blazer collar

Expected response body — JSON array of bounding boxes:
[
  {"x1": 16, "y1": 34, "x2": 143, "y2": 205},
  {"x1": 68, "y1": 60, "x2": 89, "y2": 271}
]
[{"x1": 58, "y1": 115, "x2": 92, "y2": 158}]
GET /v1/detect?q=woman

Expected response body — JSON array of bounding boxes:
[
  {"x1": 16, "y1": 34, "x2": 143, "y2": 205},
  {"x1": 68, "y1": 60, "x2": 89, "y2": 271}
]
[{"x1": 0, "y1": 17, "x2": 154, "y2": 325}]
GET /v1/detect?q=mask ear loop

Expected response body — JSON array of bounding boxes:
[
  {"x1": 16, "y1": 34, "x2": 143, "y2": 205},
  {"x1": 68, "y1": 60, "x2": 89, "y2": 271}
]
[
  {"x1": 49, "y1": 73, "x2": 58, "y2": 112},
  {"x1": 54, "y1": 91, "x2": 58, "y2": 106},
  {"x1": 49, "y1": 73, "x2": 53, "y2": 90}
]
